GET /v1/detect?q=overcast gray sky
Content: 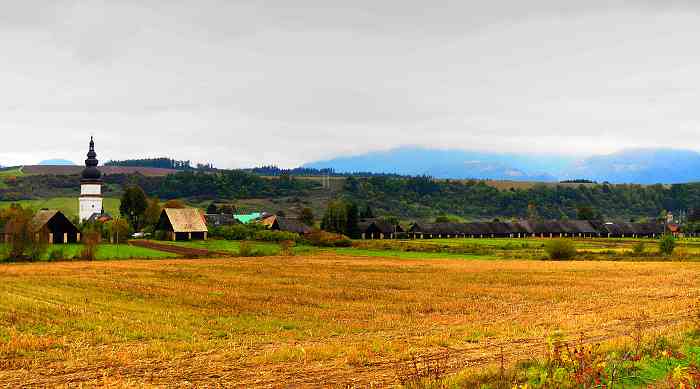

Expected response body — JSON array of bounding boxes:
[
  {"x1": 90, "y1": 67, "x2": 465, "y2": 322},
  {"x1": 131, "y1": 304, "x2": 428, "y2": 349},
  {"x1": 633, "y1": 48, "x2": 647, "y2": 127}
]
[{"x1": 1, "y1": 0, "x2": 700, "y2": 167}]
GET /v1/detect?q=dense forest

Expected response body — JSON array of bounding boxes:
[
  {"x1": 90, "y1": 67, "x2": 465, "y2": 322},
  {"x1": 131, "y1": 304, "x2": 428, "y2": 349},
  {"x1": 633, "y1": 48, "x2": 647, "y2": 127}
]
[
  {"x1": 104, "y1": 158, "x2": 214, "y2": 171},
  {"x1": 250, "y1": 165, "x2": 404, "y2": 178},
  {"x1": 3, "y1": 171, "x2": 700, "y2": 221},
  {"x1": 0, "y1": 170, "x2": 318, "y2": 202},
  {"x1": 340, "y1": 176, "x2": 700, "y2": 221}
]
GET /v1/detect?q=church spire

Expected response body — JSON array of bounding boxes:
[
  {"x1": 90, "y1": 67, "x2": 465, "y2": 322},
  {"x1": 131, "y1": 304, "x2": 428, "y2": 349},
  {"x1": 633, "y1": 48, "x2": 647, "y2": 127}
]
[{"x1": 81, "y1": 136, "x2": 101, "y2": 180}]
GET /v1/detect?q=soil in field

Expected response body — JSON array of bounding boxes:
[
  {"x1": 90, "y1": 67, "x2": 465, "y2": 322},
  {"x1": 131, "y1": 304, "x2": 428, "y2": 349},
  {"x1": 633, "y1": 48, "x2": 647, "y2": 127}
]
[{"x1": 0, "y1": 255, "x2": 698, "y2": 387}]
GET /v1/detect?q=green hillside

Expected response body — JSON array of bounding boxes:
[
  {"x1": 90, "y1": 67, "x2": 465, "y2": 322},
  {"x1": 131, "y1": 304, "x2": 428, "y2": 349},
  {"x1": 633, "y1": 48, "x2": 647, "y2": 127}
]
[{"x1": 0, "y1": 197, "x2": 120, "y2": 220}]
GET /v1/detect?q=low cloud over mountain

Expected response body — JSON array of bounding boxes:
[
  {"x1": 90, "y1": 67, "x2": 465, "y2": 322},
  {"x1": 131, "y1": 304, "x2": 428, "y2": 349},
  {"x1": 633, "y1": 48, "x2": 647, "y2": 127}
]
[{"x1": 306, "y1": 147, "x2": 700, "y2": 184}]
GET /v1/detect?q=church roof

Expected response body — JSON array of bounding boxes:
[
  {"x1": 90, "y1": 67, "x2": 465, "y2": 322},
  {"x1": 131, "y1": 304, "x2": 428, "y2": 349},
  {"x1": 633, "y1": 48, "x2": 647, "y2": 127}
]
[{"x1": 81, "y1": 136, "x2": 102, "y2": 181}]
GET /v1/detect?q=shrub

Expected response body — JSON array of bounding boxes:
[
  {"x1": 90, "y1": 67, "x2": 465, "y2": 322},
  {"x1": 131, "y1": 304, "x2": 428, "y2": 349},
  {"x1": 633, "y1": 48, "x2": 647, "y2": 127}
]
[
  {"x1": 544, "y1": 239, "x2": 577, "y2": 260},
  {"x1": 81, "y1": 230, "x2": 101, "y2": 261},
  {"x1": 659, "y1": 234, "x2": 676, "y2": 256},
  {"x1": 632, "y1": 241, "x2": 646, "y2": 255},
  {"x1": 303, "y1": 230, "x2": 352, "y2": 247},
  {"x1": 237, "y1": 241, "x2": 262, "y2": 257},
  {"x1": 154, "y1": 230, "x2": 170, "y2": 241},
  {"x1": 253, "y1": 230, "x2": 300, "y2": 243},
  {"x1": 279, "y1": 240, "x2": 295, "y2": 256},
  {"x1": 48, "y1": 248, "x2": 65, "y2": 262},
  {"x1": 210, "y1": 224, "x2": 263, "y2": 241}
]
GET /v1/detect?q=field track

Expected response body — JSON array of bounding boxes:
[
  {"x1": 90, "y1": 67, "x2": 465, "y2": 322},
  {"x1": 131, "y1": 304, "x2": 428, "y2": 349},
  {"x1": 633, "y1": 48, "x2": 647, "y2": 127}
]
[{"x1": 129, "y1": 240, "x2": 230, "y2": 257}]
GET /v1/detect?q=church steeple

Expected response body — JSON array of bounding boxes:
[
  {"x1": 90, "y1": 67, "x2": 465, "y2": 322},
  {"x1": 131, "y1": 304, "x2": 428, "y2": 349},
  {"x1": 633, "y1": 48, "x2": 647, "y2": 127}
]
[{"x1": 81, "y1": 136, "x2": 102, "y2": 181}]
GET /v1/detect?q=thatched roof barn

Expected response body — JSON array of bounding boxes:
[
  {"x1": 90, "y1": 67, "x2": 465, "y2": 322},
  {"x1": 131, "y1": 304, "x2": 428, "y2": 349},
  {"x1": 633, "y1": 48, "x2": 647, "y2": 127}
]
[{"x1": 156, "y1": 208, "x2": 208, "y2": 241}]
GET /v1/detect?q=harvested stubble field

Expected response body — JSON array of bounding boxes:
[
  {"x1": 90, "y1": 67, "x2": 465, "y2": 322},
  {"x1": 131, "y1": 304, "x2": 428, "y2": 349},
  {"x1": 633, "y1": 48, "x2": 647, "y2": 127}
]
[{"x1": 0, "y1": 255, "x2": 699, "y2": 387}]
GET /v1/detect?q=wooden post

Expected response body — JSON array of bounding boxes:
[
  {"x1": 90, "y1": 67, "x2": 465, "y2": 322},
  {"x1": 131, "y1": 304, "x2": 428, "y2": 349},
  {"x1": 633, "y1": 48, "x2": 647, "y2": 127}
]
[
  {"x1": 77, "y1": 233, "x2": 81, "y2": 243},
  {"x1": 172, "y1": 232, "x2": 176, "y2": 241},
  {"x1": 204, "y1": 231, "x2": 208, "y2": 240},
  {"x1": 48, "y1": 233, "x2": 53, "y2": 244},
  {"x1": 63, "y1": 233, "x2": 68, "y2": 244},
  {"x1": 188, "y1": 232, "x2": 192, "y2": 240}
]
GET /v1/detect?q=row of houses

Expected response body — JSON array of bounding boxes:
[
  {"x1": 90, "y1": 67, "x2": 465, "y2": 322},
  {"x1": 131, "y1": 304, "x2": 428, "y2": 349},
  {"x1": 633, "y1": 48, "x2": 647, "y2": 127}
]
[{"x1": 358, "y1": 219, "x2": 670, "y2": 239}]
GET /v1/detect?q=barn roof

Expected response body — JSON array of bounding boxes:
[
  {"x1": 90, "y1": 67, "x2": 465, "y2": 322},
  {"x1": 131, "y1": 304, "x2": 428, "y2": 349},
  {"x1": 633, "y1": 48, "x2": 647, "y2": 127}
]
[
  {"x1": 275, "y1": 217, "x2": 313, "y2": 235},
  {"x1": 3, "y1": 210, "x2": 78, "y2": 235},
  {"x1": 32, "y1": 210, "x2": 60, "y2": 230},
  {"x1": 360, "y1": 219, "x2": 403, "y2": 235},
  {"x1": 162, "y1": 208, "x2": 208, "y2": 233}
]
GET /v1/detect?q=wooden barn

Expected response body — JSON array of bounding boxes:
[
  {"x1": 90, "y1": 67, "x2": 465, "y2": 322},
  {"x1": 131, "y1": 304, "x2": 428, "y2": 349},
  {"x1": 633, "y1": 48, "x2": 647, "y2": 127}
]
[
  {"x1": 262, "y1": 215, "x2": 312, "y2": 235},
  {"x1": 3, "y1": 210, "x2": 80, "y2": 244},
  {"x1": 359, "y1": 219, "x2": 403, "y2": 239},
  {"x1": 156, "y1": 208, "x2": 208, "y2": 241}
]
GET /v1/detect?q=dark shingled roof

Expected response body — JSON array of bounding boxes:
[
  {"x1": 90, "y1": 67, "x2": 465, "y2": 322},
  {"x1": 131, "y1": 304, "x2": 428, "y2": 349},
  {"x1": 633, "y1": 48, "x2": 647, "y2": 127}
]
[{"x1": 274, "y1": 217, "x2": 313, "y2": 235}]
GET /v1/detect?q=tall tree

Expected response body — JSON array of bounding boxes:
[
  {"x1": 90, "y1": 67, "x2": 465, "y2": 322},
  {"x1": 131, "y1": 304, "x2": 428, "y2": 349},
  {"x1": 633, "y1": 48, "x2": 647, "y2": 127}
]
[
  {"x1": 300, "y1": 207, "x2": 315, "y2": 226},
  {"x1": 120, "y1": 186, "x2": 148, "y2": 230},
  {"x1": 360, "y1": 204, "x2": 374, "y2": 219},
  {"x1": 345, "y1": 202, "x2": 360, "y2": 239},
  {"x1": 321, "y1": 200, "x2": 348, "y2": 234},
  {"x1": 144, "y1": 198, "x2": 162, "y2": 228}
]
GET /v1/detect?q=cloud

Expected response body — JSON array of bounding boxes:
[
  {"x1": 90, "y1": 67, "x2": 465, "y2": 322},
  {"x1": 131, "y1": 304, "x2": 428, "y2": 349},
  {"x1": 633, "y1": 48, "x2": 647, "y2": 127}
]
[{"x1": 1, "y1": 1, "x2": 700, "y2": 167}]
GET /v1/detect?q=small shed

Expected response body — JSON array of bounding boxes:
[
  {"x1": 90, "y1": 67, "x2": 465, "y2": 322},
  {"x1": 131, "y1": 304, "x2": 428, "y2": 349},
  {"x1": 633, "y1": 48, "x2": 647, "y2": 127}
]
[
  {"x1": 3, "y1": 210, "x2": 80, "y2": 244},
  {"x1": 156, "y1": 208, "x2": 208, "y2": 241}
]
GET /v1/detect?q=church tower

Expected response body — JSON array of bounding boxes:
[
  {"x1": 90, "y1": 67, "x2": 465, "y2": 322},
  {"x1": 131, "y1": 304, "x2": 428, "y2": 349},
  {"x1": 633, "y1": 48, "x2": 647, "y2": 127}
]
[{"x1": 79, "y1": 137, "x2": 103, "y2": 222}]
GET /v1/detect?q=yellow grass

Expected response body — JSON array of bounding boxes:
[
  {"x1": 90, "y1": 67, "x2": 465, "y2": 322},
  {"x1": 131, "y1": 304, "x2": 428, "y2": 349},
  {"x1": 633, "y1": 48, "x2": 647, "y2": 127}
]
[{"x1": 0, "y1": 255, "x2": 698, "y2": 386}]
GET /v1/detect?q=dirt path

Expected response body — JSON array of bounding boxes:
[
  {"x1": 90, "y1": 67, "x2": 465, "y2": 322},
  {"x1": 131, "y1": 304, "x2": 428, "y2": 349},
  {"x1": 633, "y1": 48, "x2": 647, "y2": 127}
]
[{"x1": 129, "y1": 240, "x2": 230, "y2": 257}]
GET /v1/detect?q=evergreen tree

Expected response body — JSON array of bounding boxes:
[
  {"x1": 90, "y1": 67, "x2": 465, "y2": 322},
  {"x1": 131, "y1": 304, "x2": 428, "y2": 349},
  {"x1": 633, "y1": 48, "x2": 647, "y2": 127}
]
[
  {"x1": 360, "y1": 205, "x2": 374, "y2": 219},
  {"x1": 345, "y1": 202, "x2": 360, "y2": 239}
]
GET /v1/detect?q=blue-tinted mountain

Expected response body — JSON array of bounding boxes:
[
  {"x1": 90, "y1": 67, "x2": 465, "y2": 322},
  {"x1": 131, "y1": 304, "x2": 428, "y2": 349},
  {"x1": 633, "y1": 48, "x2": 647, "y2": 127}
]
[
  {"x1": 305, "y1": 147, "x2": 700, "y2": 184},
  {"x1": 564, "y1": 148, "x2": 700, "y2": 184},
  {"x1": 38, "y1": 159, "x2": 76, "y2": 166},
  {"x1": 305, "y1": 147, "x2": 572, "y2": 181}
]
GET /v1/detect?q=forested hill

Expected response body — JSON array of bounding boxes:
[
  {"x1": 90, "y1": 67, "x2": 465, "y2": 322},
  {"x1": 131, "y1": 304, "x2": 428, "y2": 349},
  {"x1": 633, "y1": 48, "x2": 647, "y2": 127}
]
[
  {"x1": 105, "y1": 158, "x2": 214, "y2": 171},
  {"x1": 340, "y1": 176, "x2": 699, "y2": 221},
  {"x1": 2, "y1": 170, "x2": 700, "y2": 220}
]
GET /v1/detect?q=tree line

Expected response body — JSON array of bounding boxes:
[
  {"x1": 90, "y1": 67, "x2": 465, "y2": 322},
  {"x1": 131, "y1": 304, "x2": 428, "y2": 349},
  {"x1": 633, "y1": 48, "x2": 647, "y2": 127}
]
[{"x1": 105, "y1": 158, "x2": 215, "y2": 171}]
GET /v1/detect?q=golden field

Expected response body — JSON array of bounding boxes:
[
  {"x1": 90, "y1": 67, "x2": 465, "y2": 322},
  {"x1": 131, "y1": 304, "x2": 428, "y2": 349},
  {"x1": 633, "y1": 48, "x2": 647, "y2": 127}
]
[{"x1": 0, "y1": 255, "x2": 699, "y2": 387}]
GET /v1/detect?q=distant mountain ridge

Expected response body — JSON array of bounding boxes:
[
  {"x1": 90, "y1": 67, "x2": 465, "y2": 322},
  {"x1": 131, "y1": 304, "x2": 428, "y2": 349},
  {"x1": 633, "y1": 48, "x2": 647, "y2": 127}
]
[
  {"x1": 305, "y1": 147, "x2": 700, "y2": 184},
  {"x1": 305, "y1": 147, "x2": 572, "y2": 181},
  {"x1": 39, "y1": 159, "x2": 75, "y2": 166},
  {"x1": 564, "y1": 148, "x2": 700, "y2": 184}
]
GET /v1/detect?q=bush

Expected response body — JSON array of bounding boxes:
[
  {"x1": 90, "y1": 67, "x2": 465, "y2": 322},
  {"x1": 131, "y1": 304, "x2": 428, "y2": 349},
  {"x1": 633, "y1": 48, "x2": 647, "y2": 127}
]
[
  {"x1": 237, "y1": 241, "x2": 263, "y2": 257},
  {"x1": 253, "y1": 230, "x2": 300, "y2": 243},
  {"x1": 659, "y1": 234, "x2": 676, "y2": 256},
  {"x1": 632, "y1": 241, "x2": 646, "y2": 255},
  {"x1": 279, "y1": 240, "x2": 295, "y2": 256},
  {"x1": 544, "y1": 239, "x2": 577, "y2": 260},
  {"x1": 210, "y1": 224, "x2": 263, "y2": 240},
  {"x1": 303, "y1": 230, "x2": 352, "y2": 247},
  {"x1": 48, "y1": 248, "x2": 65, "y2": 261},
  {"x1": 81, "y1": 230, "x2": 101, "y2": 261}
]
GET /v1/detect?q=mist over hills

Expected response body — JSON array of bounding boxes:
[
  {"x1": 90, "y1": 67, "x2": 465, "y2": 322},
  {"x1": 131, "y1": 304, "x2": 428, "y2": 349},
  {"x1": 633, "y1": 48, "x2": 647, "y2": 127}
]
[{"x1": 305, "y1": 147, "x2": 700, "y2": 184}]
